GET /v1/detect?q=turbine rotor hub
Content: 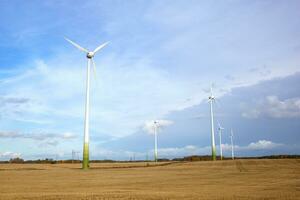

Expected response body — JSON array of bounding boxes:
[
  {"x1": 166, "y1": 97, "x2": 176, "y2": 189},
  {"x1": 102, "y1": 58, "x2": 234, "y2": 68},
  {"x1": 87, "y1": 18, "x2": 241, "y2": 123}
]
[{"x1": 87, "y1": 52, "x2": 94, "y2": 59}]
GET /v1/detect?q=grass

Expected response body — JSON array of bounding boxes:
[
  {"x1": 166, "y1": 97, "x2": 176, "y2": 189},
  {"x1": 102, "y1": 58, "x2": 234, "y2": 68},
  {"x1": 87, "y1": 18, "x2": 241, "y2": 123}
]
[{"x1": 0, "y1": 159, "x2": 299, "y2": 199}]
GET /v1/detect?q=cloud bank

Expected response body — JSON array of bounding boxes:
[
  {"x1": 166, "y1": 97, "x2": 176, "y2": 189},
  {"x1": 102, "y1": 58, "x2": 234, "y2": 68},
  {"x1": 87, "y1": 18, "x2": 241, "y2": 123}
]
[{"x1": 242, "y1": 96, "x2": 300, "y2": 119}]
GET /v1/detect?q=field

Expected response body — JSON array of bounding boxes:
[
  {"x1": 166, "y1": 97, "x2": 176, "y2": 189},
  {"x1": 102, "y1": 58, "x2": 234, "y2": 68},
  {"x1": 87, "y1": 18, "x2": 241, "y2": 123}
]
[{"x1": 0, "y1": 159, "x2": 299, "y2": 200}]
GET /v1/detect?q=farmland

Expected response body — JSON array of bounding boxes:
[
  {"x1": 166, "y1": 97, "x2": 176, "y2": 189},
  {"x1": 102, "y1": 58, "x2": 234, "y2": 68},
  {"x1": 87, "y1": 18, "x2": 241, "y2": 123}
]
[{"x1": 0, "y1": 159, "x2": 299, "y2": 199}]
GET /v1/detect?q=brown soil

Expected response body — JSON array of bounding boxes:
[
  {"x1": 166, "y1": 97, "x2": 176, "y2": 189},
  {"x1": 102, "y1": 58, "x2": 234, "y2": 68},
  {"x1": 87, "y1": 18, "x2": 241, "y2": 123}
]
[{"x1": 0, "y1": 159, "x2": 299, "y2": 199}]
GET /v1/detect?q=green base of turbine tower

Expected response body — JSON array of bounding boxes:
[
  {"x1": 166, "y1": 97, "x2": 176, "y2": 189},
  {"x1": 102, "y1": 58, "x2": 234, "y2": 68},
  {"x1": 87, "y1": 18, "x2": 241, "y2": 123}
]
[
  {"x1": 212, "y1": 148, "x2": 216, "y2": 161},
  {"x1": 82, "y1": 143, "x2": 89, "y2": 169}
]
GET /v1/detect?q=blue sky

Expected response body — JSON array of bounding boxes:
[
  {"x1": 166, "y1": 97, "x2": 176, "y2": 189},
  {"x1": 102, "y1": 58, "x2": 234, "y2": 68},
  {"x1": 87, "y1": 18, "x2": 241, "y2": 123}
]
[{"x1": 0, "y1": 0, "x2": 299, "y2": 160}]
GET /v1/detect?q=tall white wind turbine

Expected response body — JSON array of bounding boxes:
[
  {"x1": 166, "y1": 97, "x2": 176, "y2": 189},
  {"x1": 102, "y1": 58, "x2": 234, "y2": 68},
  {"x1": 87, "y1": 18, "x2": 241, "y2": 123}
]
[
  {"x1": 65, "y1": 37, "x2": 109, "y2": 169},
  {"x1": 153, "y1": 120, "x2": 159, "y2": 162},
  {"x1": 217, "y1": 122, "x2": 224, "y2": 160},
  {"x1": 230, "y1": 129, "x2": 235, "y2": 160},
  {"x1": 208, "y1": 85, "x2": 217, "y2": 161}
]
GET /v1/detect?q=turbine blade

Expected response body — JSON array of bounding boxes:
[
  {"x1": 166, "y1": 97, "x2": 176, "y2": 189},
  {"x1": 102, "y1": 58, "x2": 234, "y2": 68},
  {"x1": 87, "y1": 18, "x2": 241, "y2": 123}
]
[
  {"x1": 64, "y1": 37, "x2": 88, "y2": 53},
  {"x1": 91, "y1": 58, "x2": 98, "y2": 86},
  {"x1": 93, "y1": 41, "x2": 109, "y2": 54}
]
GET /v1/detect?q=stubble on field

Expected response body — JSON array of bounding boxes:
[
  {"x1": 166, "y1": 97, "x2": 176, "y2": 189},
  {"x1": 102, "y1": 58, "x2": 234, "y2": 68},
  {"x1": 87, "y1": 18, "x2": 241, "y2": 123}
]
[{"x1": 0, "y1": 159, "x2": 299, "y2": 200}]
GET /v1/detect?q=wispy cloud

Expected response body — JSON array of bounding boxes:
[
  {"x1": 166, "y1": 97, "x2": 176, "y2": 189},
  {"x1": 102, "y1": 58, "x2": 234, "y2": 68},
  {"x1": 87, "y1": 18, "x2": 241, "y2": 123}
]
[
  {"x1": 0, "y1": 96, "x2": 29, "y2": 104},
  {"x1": 0, "y1": 131, "x2": 76, "y2": 141}
]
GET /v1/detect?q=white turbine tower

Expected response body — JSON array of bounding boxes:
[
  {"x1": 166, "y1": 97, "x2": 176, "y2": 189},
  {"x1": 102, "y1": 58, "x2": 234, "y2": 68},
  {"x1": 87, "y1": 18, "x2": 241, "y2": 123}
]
[
  {"x1": 153, "y1": 120, "x2": 159, "y2": 162},
  {"x1": 65, "y1": 37, "x2": 109, "y2": 170},
  {"x1": 208, "y1": 85, "x2": 217, "y2": 161},
  {"x1": 217, "y1": 122, "x2": 224, "y2": 160},
  {"x1": 230, "y1": 129, "x2": 235, "y2": 160}
]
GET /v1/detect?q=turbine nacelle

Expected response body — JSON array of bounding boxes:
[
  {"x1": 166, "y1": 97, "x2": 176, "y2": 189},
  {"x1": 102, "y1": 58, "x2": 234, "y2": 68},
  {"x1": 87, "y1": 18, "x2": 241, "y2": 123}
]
[
  {"x1": 208, "y1": 96, "x2": 215, "y2": 100},
  {"x1": 87, "y1": 52, "x2": 94, "y2": 59}
]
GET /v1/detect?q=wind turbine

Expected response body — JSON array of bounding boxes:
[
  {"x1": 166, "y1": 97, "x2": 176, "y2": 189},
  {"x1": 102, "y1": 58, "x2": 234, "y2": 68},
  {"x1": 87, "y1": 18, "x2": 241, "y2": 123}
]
[
  {"x1": 217, "y1": 122, "x2": 224, "y2": 160},
  {"x1": 208, "y1": 85, "x2": 217, "y2": 161},
  {"x1": 153, "y1": 120, "x2": 159, "y2": 162},
  {"x1": 65, "y1": 37, "x2": 109, "y2": 169},
  {"x1": 230, "y1": 129, "x2": 235, "y2": 160}
]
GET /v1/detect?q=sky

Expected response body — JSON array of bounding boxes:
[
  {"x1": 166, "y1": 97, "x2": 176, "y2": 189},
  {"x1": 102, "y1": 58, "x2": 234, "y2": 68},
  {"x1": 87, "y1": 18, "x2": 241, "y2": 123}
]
[{"x1": 0, "y1": 0, "x2": 299, "y2": 160}]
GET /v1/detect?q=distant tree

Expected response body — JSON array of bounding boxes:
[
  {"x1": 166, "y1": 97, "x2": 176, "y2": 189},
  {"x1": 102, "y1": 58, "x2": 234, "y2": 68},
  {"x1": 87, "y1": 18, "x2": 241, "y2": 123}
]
[
  {"x1": 157, "y1": 158, "x2": 170, "y2": 162},
  {"x1": 9, "y1": 157, "x2": 24, "y2": 163}
]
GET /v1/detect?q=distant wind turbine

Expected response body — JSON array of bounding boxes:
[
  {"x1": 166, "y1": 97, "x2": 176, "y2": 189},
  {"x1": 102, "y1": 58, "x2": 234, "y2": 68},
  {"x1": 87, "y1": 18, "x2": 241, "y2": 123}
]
[
  {"x1": 65, "y1": 37, "x2": 109, "y2": 169},
  {"x1": 217, "y1": 122, "x2": 224, "y2": 160},
  {"x1": 208, "y1": 85, "x2": 217, "y2": 161},
  {"x1": 230, "y1": 129, "x2": 235, "y2": 160},
  {"x1": 154, "y1": 120, "x2": 159, "y2": 162}
]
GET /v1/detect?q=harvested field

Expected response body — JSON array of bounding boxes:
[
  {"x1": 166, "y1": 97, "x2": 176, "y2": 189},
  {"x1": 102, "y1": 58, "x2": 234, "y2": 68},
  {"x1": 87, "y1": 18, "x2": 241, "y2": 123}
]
[{"x1": 0, "y1": 159, "x2": 299, "y2": 200}]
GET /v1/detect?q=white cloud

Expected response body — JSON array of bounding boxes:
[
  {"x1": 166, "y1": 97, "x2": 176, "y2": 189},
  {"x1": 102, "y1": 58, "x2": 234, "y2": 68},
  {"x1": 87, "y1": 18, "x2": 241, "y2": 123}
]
[
  {"x1": 247, "y1": 140, "x2": 283, "y2": 150},
  {"x1": 242, "y1": 96, "x2": 300, "y2": 118},
  {"x1": 0, "y1": 151, "x2": 21, "y2": 159},
  {"x1": 62, "y1": 132, "x2": 76, "y2": 139},
  {"x1": 222, "y1": 140, "x2": 283, "y2": 151}
]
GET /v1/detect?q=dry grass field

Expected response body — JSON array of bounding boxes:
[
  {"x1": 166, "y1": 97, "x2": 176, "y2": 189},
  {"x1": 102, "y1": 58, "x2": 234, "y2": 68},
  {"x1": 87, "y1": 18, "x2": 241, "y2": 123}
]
[{"x1": 0, "y1": 159, "x2": 299, "y2": 200}]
